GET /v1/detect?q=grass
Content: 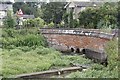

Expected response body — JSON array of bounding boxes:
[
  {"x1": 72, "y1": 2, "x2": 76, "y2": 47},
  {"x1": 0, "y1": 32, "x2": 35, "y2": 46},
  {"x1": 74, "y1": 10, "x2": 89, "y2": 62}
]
[
  {"x1": 2, "y1": 46, "x2": 94, "y2": 77},
  {"x1": 1, "y1": 28, "x2": 118, "y2": 78}
]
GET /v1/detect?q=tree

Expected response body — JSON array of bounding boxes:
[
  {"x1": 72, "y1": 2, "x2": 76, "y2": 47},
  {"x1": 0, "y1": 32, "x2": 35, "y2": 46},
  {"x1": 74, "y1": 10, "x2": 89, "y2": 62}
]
[
  {"x1": 41, "y1": 2, "x2": 66, "y2": 25},
  {"x1": 62, "y1": 12, "x2": 69, "y2": 27},
  {"x1": 78, "y1": 2, "x2": 118, "y2": 29},
  {"x1": 3, "y1": 10, "x2": 16, "y2": 28}
]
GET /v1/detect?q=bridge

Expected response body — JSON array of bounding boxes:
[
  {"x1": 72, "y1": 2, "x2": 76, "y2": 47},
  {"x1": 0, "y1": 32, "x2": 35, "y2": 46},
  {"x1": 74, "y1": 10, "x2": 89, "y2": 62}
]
[{"x1": 40, "y1": 28, "x2": 116, "y2": 54}]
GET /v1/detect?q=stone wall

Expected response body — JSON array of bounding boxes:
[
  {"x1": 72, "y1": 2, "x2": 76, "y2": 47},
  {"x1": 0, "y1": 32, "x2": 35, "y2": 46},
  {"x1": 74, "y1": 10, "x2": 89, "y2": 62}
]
[{"x1": 40, "y1": 28, "x2": 116, "y2": 53}]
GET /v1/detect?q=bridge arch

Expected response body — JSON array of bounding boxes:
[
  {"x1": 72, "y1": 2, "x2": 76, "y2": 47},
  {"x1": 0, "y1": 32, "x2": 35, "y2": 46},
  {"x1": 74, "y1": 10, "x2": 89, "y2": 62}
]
[
  {"x1": 76, "y1": 48, "x2": 80, "y2": 53},
  {"x1": 70, "y1": 47, "x2": 75, "y2": 52}
]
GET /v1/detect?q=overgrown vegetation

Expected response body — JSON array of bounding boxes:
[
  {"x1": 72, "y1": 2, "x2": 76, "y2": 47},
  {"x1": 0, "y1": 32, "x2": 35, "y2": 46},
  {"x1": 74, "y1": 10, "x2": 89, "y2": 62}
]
[
  {"x1": 1, "y1": 28, "x2": 118, "y2": 78},
  {"x1": 78, "y1": 2, "x2": 118, "y2": 29},
  {"x1": 1, "y1": 28, "x2": 94, "y2": 78},
  {"x1": 23, "y1": 17, "x2": 45, "y2": 28},
  {"x1": 1, "y1": 28, "x2": 47, "y2": 49},
  {"x1": 64, "y1": 39, "x2": 118, "y2": 78},
  {"x1": 1, "y1": 1, "x2": 119, "y2": 78},
  {"x1": 3, "y1": 10, "x2": 16, "y2": 28}
]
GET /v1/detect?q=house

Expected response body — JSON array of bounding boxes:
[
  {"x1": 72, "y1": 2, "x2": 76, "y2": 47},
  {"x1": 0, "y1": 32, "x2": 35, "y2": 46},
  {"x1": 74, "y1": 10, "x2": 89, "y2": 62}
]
[
  {"x1": 0, "y1": 0, "x2": 13, "y2": 25},
  {"x1": 64, "y1": 1, "x2": 104, "y2": 19},
  {"x1": 16, "y1": 9, "x2": 35, "y2": 25}
]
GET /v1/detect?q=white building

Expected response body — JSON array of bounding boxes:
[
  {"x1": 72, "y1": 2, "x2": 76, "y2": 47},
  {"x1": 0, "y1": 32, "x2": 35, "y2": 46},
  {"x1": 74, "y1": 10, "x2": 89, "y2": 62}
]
[{"x1": 0, "y1": 0, "x2": 14, "y2": 25}]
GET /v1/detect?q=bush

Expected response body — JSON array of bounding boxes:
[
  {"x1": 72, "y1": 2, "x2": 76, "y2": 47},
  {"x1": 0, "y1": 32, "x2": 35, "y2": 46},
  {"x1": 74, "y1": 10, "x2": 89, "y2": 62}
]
[
  {"x1": 105, "y1": 39, "x2": 118, "y2": 71},
  {"x1": 47, "y1": 22, "x2": 54, "y2": 28},
  {"x1": 23, "y1": 18, "x2": 45, "y2": 28},
  {"x1": 78, "y1": 2, "x2": 118, "y2": 29},
  {"x1": 34, "y1": 17, "x2": 45, "y2": 27},
  {"x1": 3, "y1": 10, "x2": 16, "y2": 28},
  {"x1": 2, "y1": 29, "x2": 47, "y2": 48},
  {"x1": 97, "y1": 19, "x2": 117, "y2": 29}
]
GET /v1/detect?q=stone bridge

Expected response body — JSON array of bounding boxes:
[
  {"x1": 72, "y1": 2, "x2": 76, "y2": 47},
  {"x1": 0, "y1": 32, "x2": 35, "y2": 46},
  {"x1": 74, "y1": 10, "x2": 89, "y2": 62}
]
[{"x1": 40, "y1": 28, "x2": 116, "y2": 54}]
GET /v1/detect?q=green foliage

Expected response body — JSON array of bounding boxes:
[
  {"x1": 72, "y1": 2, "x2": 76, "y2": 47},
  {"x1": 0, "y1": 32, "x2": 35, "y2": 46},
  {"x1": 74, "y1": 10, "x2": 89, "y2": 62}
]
[
  {"x1": 65, "y1": 39, "x2": 118, "y2": 78},
  {"x1": 73, "y1": 19, "x2": 79, "y2": 28},
  {"x1": 105, "y1": 39, "x2": 118, "y2": 71},
  {"x1": 9, "y1": 49, "x2": 24, "y2": 56},
  {"x1": 41, "y1": 2, "x2": 65, "y2": 24},
  {"x1": 2, "y1": 37, "x2": 118, "y2": 78},
  {"x1": 2, "y1": 34, "x2": 46, "y2": 48},
  {"x1": 56, "y1": 21, "x2": 65, "y2": 28},
  {"x1": 69, "y1": 8, "x2": 74, "y2": 28},
  {"x1": 47, "y1": 22, "x2": 54, "y2": 28},
  {"x1": 23, "y1": 18, "x2": 45, "y2": 27},
  {"x1": 34, "y1": 17, "x2": 45, "y2": 27},
  {"x1": 78, "y1": 2, "x2": 118, "y2": 29},
  {"x1": 3, "y1": 10, "x2": 16, "y2": 28},
  {"x1": 52, "y1": 58, "x2": 70, "y2": 66},
  {"x1": 16, "y1": 46, "x2": 32, "y2": 52},
  {"x1": 66, "y1": 66, "x2": 118, "y2": 78},
  {"x1": 117, "y1": 1, "x2": 120, "y2": 27},
  {"x1": 2, "y1": 28, "x2": 47, "y2": 49},
  {"x1": 2, "y1": 27, "x2": 118, "y2": 78},
  {"x1": 2, "y1": 46, "x2": 94, "y2": 77},
  {"x1": 62, "y1": 12, "x2": 69, "y2": 27}
]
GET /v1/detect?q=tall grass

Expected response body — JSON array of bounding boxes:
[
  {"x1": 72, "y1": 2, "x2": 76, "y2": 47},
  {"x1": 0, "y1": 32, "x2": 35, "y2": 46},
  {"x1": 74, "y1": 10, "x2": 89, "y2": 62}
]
[
  {"x1": 2, "y1": 46, "x2": 94, "y2": 77},
  {"x1": 1, "y1": 28, "x2": 118, "y2": 78},
  {"x1": 2, "y1": 28, "x2": 47, "y2": 49}
]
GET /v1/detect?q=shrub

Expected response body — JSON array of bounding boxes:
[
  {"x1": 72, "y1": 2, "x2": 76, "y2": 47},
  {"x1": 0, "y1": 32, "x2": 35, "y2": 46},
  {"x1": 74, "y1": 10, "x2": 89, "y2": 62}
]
[
  {"x1": 2, "y1": 29, "x2": 47, "y2": 48},
  {"x1": 47, "y1": 22, "x2": 54, "y2": 28},
  {"x1": 105, "y1": 39, "x2": 118, "y2": 71},
  {"x1": 78, "y1": 2, "x2": 118, "y2": 29},
  {"x1": 97, "y1": 20, "x2": 117, "y2": 29},
  {"x1": 3, "y1": 10, "x2": 16, "y2": 28},
  {"x1": 34, "y1": 17, "x2": 45, "y2": 27},
  {"x1": 23, "y1": 18, "x2": 45, "y2": 28}
]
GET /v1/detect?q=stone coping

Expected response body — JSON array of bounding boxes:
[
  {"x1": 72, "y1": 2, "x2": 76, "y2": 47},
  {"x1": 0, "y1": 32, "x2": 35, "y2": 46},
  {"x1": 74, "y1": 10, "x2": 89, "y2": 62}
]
[{"x1": 40, "y1": 28, "x2": 115, "y2": 40}]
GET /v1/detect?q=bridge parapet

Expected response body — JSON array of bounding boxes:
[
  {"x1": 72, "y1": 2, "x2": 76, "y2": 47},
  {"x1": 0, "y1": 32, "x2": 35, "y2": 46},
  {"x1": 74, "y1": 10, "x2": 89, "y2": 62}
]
[
  {"x1": 40, "y1": 28, "x2": 117, "y2": 53},
  {"x1": 40, "y1": 28, "x2": 115, "y2": 40}
]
